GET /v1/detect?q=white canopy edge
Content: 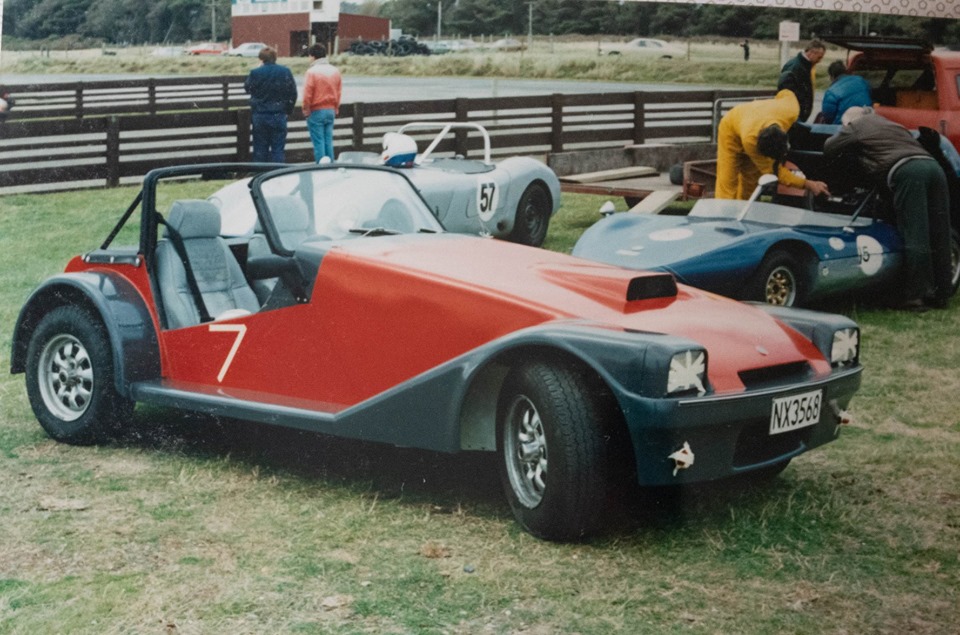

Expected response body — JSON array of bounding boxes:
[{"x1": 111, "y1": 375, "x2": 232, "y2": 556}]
[{"x1": 616, "y1": 0, "x2": 959, "y2": 21}]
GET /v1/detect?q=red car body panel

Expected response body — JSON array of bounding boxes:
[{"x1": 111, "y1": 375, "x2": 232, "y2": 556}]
[{"x1": 67, "y1": 235, "x2": 829, "y2": 407}]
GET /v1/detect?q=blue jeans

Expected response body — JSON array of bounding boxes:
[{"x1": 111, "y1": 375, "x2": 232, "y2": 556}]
[
  {"x1": 307, "y1": 109, "x2": 336, "y2": 162},
  {"x1": 251, "y1": 112, "x2": 288, "y2": 163}
]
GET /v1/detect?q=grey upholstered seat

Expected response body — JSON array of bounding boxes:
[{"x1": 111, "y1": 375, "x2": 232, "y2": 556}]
[
  {"x1": 155, "y1": 200, "x2": 260, "y2": 329},
  {"x1": 246, "y1": 195, "x2": 311, "y2": 303}
]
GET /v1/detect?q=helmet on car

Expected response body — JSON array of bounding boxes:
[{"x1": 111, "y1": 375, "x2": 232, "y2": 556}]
[{"x1": 381, "y1": 133, "x2": 417, "y2": 167}]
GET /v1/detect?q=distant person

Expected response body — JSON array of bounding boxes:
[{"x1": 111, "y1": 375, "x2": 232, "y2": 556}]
[
  {"x1": 823, "y1": 107, "x2": 951, "y2": 310},
  {"x1": 778, "y1": 39, "x2": 826, "y2": 123},
  {"x1": 819, "y1": 60, "x2": 872, "y2": 124},
  {"x1": 243, "y1": 46, "x2": 297, "y2": 163},
  {"x1": 740, "y1": 39, "x2": 750, "y2": 62},
  {"x1": 715, "y1": 89, "x2": 830, "y2": 200},
  {"x1": 302, "y1": 43, "x2": 342, "y2": 162}
]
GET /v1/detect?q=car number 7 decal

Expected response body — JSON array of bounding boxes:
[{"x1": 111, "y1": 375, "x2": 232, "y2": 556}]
[{"x1": 208, "y1": 324, "x2": 247, "y2": 382}]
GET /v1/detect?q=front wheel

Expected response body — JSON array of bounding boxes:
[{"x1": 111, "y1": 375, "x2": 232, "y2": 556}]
[
  {"x1": 497, "y1": 362, "x2": 622, "y2": 541},
  {"x1": 745, "y1": 250, "x2": 808, "y2": 307},
  {"x1": 25, "y1": 305, "x2": 134, "y2": 445},
  {"x1": 509, "y1": 183, "x2": 552, "y2": 247}
]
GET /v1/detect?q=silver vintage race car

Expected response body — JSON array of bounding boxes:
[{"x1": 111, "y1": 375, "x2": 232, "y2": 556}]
[{"x1": 337, "y1": 122, "x2": 562, "y2": 247}]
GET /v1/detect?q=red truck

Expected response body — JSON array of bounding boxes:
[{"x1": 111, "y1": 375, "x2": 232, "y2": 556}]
[{"x1": 826, "y1": 36, "x2": 960, "y2": 151}]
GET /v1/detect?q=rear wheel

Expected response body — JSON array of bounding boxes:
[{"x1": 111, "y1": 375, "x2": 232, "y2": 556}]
[
  {"x1": 746, "y1": 250, "x2": 808, "y2": 307},
  {"x1": 25, "y1": 305, "x2": 133, "y2": 445},
  {"x1": 497, "y1": 361, "x2": 621, "y2": 541},
  {"x1": 509, "y1": 183, "x2": 551, "y2": 247}
]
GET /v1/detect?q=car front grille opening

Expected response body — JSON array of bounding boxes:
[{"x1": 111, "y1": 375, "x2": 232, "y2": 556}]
[{"x1": 738, "y1": 361, "x2": 812, "y2": 390}]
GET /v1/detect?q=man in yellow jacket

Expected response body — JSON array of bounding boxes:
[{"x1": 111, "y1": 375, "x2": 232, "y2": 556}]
[{"x1": 715, "y1": 90, "x2": 830, "y2": 200}]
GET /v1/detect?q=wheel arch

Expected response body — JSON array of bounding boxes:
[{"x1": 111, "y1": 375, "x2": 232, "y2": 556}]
[
  {"x1": 760, "y1": 239, "x2": 818, "y2": 271},
  {"x1": 11, "y1": 273, "x2": 161, "y2": 397},
  {"x1": 744, "y1": 239, "x2": 820, "y2": 296},
  {"x1": 457, "y1": 343, "x2": 626, "y2": 453}
]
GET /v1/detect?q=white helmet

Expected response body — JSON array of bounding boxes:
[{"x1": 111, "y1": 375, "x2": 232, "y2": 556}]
[{"x1": 381, "y1": 133, "x2": 417, "y2": 167}]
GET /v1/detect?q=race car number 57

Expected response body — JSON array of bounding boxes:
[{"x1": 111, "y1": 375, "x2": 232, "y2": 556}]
[
  {"x1": 476, "y1": 179, "x2": 499, "y2": 223},
  {"x1": 770, "y1": 389, "x2": 822, "y2": 435}
]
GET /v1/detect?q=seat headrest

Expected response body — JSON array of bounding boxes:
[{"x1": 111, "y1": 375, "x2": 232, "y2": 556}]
[
  {"x1": 167, "y1": 200, "x2": 222, "y2": 239},
  {"x1": 267, "y1": 196, "x2": 310, "y2": 233}
]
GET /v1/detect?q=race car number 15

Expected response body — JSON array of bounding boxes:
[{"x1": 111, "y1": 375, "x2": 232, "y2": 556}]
[
  {"x1": 477, "y1": 179, "x2": 499, "y2": 223},
  {"x1": 769, "y1": 389, "x2": 822, "y2": 435}
]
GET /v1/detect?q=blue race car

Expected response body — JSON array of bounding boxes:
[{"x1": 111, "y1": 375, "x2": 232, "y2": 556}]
[{"x1": 574, "y1": 128, "x2": 960, "y2": 307}]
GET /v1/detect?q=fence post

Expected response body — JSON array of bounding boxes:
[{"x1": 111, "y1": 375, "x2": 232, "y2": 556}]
[
  {"x1": 106, "y1": 117, "x2": 121, "y2": 188},
  {"x1": 75, "y1": 85, "x2": 84, "y2": 120},
  {"x1": 711, "y1": 90, "x2": 722, "y2": 143},
  {"x1": 633, "y1": 92, "x2": 646, "y2": 145},
  {"x1": 236, "y1": 110, "x2": 251, "y2": 162},
  {"x1": 148, "y1": 78, "x2": 157, "y2": 116},
  {"x1": 550, "y1": 93, "x2": 564, "y2": 154},
  {"x1": 222, "y1": 79, "x2": 230, "y2": 111},
  {"x1": 454, "y1": 98, "x2": 469, "y2": 157},
  {"x1": 352, "y1": 102, "x2": 365, "y2": 152}
]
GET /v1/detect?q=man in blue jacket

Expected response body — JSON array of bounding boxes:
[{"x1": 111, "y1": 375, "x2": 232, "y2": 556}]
[
  {"x1": 819, "y1": 61, "x2": 872, "y2": 125},
  {"x1": 244, "y1": 47, "x2": 298, "y2": 163}
]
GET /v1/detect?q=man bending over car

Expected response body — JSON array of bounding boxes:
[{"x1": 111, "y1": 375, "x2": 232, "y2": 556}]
[
  {"x1": 715, "y1": 90, "x2": 830, "y2": 200},
  {"x1": 824, "y1": 107, "x2": 951, "y2": 310}
]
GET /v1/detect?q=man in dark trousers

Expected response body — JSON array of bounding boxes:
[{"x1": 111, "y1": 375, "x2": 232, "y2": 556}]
[
  {"x1": 823, "y1": 107, "x2": 952, "y2": 310},
  {"x1": 778, "y1": 39, "x2": 825, "y2": 123},
  {"x1": 244, "y1": 46, "x2": 298, "y2": 163}
]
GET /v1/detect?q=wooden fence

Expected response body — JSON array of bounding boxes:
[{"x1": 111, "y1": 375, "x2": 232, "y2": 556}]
[{"x1": 0, "y1": 76, "x2": 772, "y2": 192}]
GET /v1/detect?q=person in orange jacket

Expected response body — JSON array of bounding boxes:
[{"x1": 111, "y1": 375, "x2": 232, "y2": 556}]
[
  {"x1": 715, "y1": 90, "x2": 830, "y2": 200},
  {"x1": 302, "y1": 43, "x2": 342, "y2": 162}
]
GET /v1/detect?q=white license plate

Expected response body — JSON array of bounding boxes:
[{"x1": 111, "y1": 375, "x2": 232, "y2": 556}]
[{"x1": 769, "y1": 389, "x2": 823, "y2": 435}]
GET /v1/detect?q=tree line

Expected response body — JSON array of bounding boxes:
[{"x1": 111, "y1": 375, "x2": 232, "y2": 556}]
[{"x1": 2, "y1": 0, "x2": 957, "y2": 46}]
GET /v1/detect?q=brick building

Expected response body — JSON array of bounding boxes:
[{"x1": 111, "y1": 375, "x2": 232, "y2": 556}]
[{"x1": 230, "y1": 0, "x2": 390, "y2": 57}]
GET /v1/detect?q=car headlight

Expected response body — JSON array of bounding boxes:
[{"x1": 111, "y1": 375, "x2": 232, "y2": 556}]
[
  {"x1": 668, "y1": 350, "x2": 707, "y2": 396},
  {"x1": 830, "y1": 327, "x2": 859, "y2": 367}
]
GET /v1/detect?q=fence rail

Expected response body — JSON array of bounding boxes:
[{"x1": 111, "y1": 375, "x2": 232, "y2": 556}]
[{"x1": 0, "y1": 76, "x2": 772, "y2": 192}]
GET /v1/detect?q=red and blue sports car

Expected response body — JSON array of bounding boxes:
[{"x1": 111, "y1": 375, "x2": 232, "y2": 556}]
[{"x1": 11, "y1": 163, "x2": 862, "y2": 540}]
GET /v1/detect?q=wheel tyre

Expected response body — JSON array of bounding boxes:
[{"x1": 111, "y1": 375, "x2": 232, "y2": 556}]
[
  {"x1": 747, "y1": 250, "x2": 807, "y2": 307},
  {"x1": 497, "y1": 362, "x2": 620, "y2": 541},
  {"x1": 668, "y1": 163, "x2": 684, "y2": 186},
  {"x1": 25, "y1": 305, "x2": 133, "y2": 445},
  {"x1": 509, "y1": 183, "x2": 551, "y2": 247}
]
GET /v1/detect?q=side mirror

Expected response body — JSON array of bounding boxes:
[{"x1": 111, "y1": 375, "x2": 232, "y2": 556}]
[{"x1": 757, "y1": 173, "x2": 779, "y2": 190}]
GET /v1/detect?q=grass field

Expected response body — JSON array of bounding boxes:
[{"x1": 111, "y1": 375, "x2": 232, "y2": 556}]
[
  {"x1": 0, "y1": 37, "x2": 832, "y2": 90},
  {"x1": 0, "y1": 185, "x2": 958, "y2": 634}
]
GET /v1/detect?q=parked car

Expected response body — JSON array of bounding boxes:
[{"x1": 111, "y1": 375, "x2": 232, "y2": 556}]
[
  {"x1": 573, "y1": 134, "x2": 960, "y2": 307},
  {"x1": 336, "y1": 122, "x2": 561, "y2": 247},
  {"x1": 824, "y1": 35, "x2": 960, "y2": 151},
  {"x1": 426, "y1": 39, "x2": 477, "y2": 54},
  {"x1": 223, "y1": 42, "x2": 267, "y2": 57},
  {"x1": 185, "y1": 42, "x2": 227, "y2": 55},
  {"x1": 11, "y1": 163, "x2": 862, "y2": 541},
  {"x1": 604, "y1": 37, "x2": 686, "y2": 59},
  {"x1": 486, "y1": 38, "x2": 526, "y2": 52}
]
